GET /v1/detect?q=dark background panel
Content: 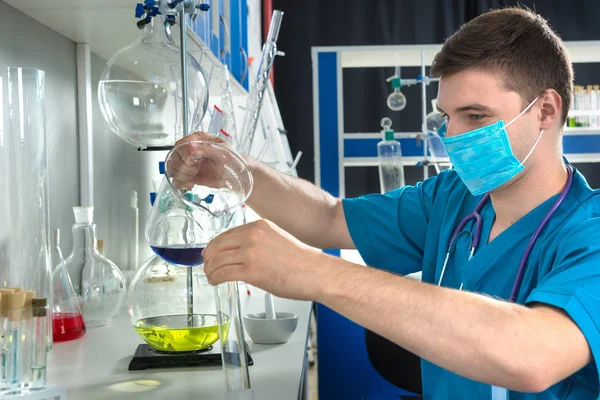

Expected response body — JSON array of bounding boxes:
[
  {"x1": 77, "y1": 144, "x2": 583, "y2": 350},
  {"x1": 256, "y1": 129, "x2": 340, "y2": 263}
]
[{"x1": 272, "y1": 0, "x2": 600, "y2": 195}]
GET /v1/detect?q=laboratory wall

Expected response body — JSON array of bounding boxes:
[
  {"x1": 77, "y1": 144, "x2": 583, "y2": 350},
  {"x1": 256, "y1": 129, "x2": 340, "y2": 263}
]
[
  {"x1": 0, "y1": 1, "x2": 162, "y2": 272},
  {"x1": 0, "y1": 1, "x2": 80, "y2": 255}
]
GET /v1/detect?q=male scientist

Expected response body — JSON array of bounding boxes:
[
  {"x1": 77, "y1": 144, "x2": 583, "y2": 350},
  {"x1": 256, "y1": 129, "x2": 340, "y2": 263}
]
[{"x1": 172, "y1": 7, "x2": 600, "y2": 398}]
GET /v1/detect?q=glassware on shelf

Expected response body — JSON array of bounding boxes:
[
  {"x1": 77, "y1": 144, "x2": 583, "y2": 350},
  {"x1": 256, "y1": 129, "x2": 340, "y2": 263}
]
[
  {"x1": 63, "y1": 207, "x2": 126, "y2": 328},
  {"x1": 98, "y1": 16, "x2": 209, "y2": 149},
  {"x1": 0, "y1": 67, "x2": 53, "y2": 352},
  {"x1": 377, "y1": 118, "x2": 405, "y2": 193},
  {"x1": 51, "y1": 229, "x2": 86, "y2": 342},
  {"x1": 387, "y1": 77, "x2": 407, "y2": 111}
]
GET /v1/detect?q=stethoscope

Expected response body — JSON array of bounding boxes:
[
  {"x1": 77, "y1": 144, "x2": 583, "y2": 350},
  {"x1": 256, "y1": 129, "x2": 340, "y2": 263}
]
[{"x1": 437, "y1": 165, "x2": 574, "y2": 302}]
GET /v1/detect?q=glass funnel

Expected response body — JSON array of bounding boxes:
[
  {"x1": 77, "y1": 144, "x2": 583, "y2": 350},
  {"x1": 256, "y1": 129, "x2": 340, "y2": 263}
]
[
  {"x1": 146, "y1": 140, "x2": 253, "y2": 260},
  {"x1": 97, "y1": 16, "x2": 209, "y2": 149}
]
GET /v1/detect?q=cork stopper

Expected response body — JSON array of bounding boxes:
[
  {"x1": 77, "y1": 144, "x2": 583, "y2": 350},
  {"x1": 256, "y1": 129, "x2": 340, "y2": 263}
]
[
  {"x1": 6, "y1": 287, "x2": 23, "y2": 293},
  {"x1": 6, "y1": 292, "x2": 26, "y2": 322},
  {"x1": 32, "y1": 298, "x2": 47, "y2": 317},
  {"x1": 0, "y1": 289, "x2": 15, "y2": 318},
  {"x1": 24, "y1": 291, "x2": 35, "y2": 305}
]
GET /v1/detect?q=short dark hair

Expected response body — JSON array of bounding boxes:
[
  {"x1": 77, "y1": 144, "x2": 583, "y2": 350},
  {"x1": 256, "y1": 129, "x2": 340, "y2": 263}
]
[{"x1": 431, "y1": 7, "x2": 573, "y2": 125}]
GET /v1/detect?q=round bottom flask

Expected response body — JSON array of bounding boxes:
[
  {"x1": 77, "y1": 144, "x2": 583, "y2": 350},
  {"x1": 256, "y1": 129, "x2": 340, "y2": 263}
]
[{"x1": 128, "y1": 254, "x2": 228, "y2": 352}]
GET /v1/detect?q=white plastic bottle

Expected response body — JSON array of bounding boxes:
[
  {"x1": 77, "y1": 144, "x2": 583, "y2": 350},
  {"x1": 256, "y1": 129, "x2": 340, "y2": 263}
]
[{"x1": 377, "y1": 118, "x2": 405, "y2": 193}]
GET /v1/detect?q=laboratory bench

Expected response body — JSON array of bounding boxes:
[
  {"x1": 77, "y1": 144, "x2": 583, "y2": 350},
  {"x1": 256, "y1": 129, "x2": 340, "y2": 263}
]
[{"x1": 47, "y1": 288, "x2": 312, "y2": 400}]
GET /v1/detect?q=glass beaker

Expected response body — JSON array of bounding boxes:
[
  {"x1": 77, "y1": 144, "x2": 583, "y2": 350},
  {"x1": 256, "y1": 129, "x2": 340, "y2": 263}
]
[
  {"x1": 0, "y1": 68, "x2": 53, "y2": 354},
  {"x1": 97, "y1": 16, "x2": 209, "y2": 149},
  {"x1": 146, "y1": 140, "x2": 253, "y2": 257},
  {"x1": 144, "y1": 140, "x2": 254, "y2": 396},
  {"x1": 64, "y1": 207, "x2": 126, "y2": 327}
]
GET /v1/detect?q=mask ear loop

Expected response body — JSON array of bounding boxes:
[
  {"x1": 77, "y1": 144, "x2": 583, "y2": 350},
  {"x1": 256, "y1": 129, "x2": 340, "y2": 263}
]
[{"x1": 521, "y1": 129, "x2": 545, "y2": 165}]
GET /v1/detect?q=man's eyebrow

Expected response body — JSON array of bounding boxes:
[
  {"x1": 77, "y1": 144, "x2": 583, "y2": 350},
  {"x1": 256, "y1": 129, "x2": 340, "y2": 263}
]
[
  {"x1": 436, "y1": 103, "x2": 494, "y2": 114},
  {"x1": 455, "y1": 104, "x2": 494, "y2": 113}
]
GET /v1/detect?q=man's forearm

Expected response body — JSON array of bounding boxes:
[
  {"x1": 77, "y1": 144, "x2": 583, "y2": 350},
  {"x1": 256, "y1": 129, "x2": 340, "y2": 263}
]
[
  {"x1": 244, "y1": 157, "x2": 352, "y2": 249},
  {"x1": 313, "y1": 254, "x2": 590, "y2": 392}
]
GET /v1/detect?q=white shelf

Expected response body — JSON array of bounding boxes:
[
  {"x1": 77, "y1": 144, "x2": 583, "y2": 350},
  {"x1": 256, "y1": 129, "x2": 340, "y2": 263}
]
[
  {"x1": 3, "y1": 0, "x2": 247, "y2": 96},
  {"x1": 312, "y1": 41, "x2": 600, "y2": 69},
  {"x1": 563, "y1": 127, "x2": 600, "y2": 135},
  {"x1": 344, "y1": 156, "x2": 451, "y2": 167},
  {"x1": 568, "y1": 110, "x2": 600, "y2": 117}
]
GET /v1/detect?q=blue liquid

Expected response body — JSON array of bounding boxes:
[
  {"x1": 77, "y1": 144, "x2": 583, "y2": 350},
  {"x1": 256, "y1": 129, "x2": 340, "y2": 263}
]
[{"x1": 151, "y1": 246, "x2": 206, "y2": 266}]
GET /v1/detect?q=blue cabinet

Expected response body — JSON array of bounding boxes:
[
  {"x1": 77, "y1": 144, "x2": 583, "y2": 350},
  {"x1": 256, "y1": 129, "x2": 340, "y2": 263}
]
[
  {"x1": 219, "y1": 0, "x2": 231, "y2": 69},
  {"x1": 230, "y1": 0, "x2": 249, "y2": 90},
  {"x1": 190, "y1": 0, "x2": 249, "y2": 90}
]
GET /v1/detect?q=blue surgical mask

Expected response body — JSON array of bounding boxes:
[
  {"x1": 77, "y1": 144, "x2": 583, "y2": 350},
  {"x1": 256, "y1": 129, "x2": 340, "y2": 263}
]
[{"x1": 437, "y1": 97, "x2": 542, "y2": 196}]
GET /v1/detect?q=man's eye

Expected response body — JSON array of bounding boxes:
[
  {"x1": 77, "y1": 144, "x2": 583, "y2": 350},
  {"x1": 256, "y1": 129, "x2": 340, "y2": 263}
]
[{"x1": 469, "y1": 114, "x2": 484, "y2": 121}]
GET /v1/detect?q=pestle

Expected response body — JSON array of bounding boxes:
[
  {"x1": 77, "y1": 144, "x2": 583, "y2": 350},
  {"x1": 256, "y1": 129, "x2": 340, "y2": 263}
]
[{"x1": 264, "y1": 293, "x2": 276, "y2": 320}]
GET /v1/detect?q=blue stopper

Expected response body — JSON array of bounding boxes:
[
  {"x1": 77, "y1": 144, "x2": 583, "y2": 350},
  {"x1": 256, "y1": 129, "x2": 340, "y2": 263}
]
[
  {"x1": 199, "y1": 3, "x2": 210, "y2": 11},
  {"x1": 145, "y1": 0, "x2": 156, "y2": 6},
  {"x1": 159, "y1": 161, "x2": 165, "y2": 174},
  {"x1": 150, "y1": 192, "x2": 157, "y2": 206},
  {"x1": 135, "y1": 3, "x2": 145, "y2": 18},
  {"x1": 202, "y1": 194, "x2": 214, "y2": 204}
]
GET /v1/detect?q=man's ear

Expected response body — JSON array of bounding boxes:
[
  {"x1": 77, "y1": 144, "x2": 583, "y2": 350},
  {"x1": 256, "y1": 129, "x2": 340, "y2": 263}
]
[{"x1": 538, "y1": 89, "x2": 562, "y2": 131}]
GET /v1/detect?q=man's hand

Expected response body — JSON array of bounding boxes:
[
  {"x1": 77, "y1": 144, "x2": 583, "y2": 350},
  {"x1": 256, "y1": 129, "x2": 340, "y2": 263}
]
[
  {"x1": 203, "y1": 219, "x2": 327, "y2": 301},
  {"x1": 168, "y1": 132, "x2": 243, "y2": 190}
]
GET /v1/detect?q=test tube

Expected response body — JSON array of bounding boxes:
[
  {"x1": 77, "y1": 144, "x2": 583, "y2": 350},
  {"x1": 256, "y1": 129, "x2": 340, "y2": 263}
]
[
  {"x1": 18, "y1": 291, "x2": 35, "y2": 390},
  {"x1": 5, "y1": 291, "x2": 25, "y2": 388},
  {"x1": 0, "y1": 288, "x2": 15, "y2": 390},
  {"x1": 29, "y1": 298, "x2": 47, "y2": 390}
]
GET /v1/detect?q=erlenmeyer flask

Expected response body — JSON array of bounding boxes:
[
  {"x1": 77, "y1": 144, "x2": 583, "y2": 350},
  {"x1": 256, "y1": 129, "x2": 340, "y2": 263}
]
[
  {"x1": 97, "y1": 16, "x2": 209, "y2": 149},
  {"x1": 64, "y1": 207, "x2": 126, "y2": 327},
  {"x1": 51, "y1": 229, "x2": 86, "y2": 342}
]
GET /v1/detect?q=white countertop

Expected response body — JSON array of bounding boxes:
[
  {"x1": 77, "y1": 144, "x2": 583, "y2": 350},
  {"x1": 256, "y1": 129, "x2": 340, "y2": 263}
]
[{"x1": 47, "y1": 286, "x2": 312, "y2": 400}]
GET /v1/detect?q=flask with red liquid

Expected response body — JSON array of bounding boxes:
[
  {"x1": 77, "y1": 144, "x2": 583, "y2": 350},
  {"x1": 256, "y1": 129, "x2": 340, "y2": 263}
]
[{"x1": 51, "y1": 229, "x2": 86, "y2": 342}]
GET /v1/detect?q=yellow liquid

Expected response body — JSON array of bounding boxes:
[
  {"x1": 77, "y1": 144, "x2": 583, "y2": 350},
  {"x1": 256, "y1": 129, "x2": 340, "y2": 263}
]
[{"x1": 134, "y1": 314, "x2": 227, "y2": 352}]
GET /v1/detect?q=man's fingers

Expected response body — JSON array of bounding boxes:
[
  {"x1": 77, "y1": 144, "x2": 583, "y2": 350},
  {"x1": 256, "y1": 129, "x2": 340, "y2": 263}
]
[
  {"x1": 206, "y1": 263, "x2": 246, "y2": 286},
  {"x1": 203, "y1": 226, "x2": 247, "y2": 260},
  {"x1": 204, "y1": 248, "x2": 245, "y2": 276}
]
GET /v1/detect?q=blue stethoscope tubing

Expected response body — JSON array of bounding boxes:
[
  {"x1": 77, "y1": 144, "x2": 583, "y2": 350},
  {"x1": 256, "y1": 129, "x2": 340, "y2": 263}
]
[{"x1": 438, "y1": 165, "x2": 575, "y2": 302}]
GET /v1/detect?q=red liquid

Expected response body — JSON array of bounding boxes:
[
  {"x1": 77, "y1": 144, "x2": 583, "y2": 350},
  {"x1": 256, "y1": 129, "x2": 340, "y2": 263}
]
[{"x1": 53, "y1": 312, "x2": 86, "y2": 342}]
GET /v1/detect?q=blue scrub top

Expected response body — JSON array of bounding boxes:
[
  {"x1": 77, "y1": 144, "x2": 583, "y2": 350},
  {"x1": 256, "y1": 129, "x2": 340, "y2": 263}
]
[{"x1": 343, "y1": 165, "x2": 600, "y2": 399}]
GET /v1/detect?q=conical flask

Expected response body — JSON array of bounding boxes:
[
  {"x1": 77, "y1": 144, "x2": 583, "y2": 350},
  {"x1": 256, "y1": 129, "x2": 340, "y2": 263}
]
[
  {"x1": 64, "y1": 207, "x2": 126, "y2": 327},
  {"x1": 97, "y1": 16, "x2": 209, "y2": 149},
  {"x1": 51, "y1": 229, "x2": 86, "y2": 342}
]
